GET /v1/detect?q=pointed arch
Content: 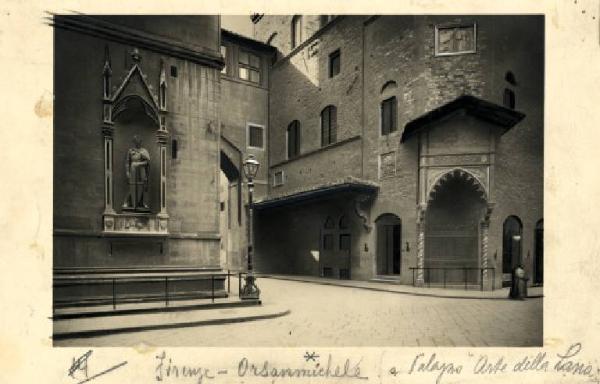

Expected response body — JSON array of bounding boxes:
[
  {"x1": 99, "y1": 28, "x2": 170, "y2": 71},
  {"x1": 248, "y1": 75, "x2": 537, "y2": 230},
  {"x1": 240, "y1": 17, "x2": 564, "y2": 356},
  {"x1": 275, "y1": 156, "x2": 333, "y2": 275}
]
[{"x1": 428, "y1": 168, "x2": 487, "y2": 203}]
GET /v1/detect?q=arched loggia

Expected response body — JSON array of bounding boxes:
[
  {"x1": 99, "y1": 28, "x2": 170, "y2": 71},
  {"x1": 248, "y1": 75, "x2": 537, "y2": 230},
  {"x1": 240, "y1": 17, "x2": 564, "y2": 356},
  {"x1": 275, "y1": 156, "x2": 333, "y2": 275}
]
[{"x1": 425, "y1": 169, "x2": 487, "y2": 284}]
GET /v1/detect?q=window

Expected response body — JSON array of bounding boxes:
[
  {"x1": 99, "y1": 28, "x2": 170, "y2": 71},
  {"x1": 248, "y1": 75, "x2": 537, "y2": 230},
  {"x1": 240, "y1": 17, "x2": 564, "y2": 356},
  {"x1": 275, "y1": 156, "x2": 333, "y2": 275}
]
[
  {"x1": 273, "y1": 170, "x2": 285, "y2": 187},
  {"x1": 239, "y1": 50, "x2": 260, "y2": 83},
  {"x1": 287, "y1": 120, "x2": 301, "y2": 159},
  {"x1": 220, "y1": 45, "x2": 227, "y2": 74},
  {"x1": 170, "y1": 65, "x2": 178, "y2": 78},
  {"x1": 291, "y1": 15, "x2": 302, "y2": 49},
  {"x1": 322, "y1": 235, "x2": 334, "y2": 250},
  {"x1": 247, "y1": 124, "x2": 264, "y2": 149},
  {"x1": 320, "y1": 15, "x2": 335, "y2": 28},
  {"x1": 321, "y1": 105, "x2": 337, "y2": 146},
  {"x1": 329, "y1": 49, "x2": 340, "y2": 78},
  {"x1": 171, "y1": 139, "x2": 178, "y2": 159},
  {"x1": 381, "y1": 96, "x2": 397, "y2": 135},
  {"x1": 339, "y1": 234, "x2": 351, "y2": 251}
]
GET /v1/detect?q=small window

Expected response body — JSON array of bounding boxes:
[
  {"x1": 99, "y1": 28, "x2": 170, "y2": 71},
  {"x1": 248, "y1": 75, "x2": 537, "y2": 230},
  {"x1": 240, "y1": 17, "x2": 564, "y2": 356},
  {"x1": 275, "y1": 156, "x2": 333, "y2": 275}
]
[
  {"x1": 170, "y1": 65, "x2": 178, "y2": 78},
  {"x1": 503, "y1": 88, "x2": 515, "y2": 109},
  {"x1": 220, "y1": 46, "x2": 227, "y2": 74},
  {"x1": 329, "y1": 49, "x2": 340, "y2": 78},
  {"x1": 220, "y1": 202, "x2": 226, "y2": 211},
  {"x1": 239, "y1": 50, "x2": 261, "y2": 84},
  {"x1": 247, "y1": 124, "x2": 264, "y2": 149},
  {"x1": 273, "y1": 170, "x2": 285, "y2": 187},
  {"x1": 291, "y1": 15, "x2": 303, "y2": 49},
  {"x1": 321, "y1": 105, "x2": 337, "y2": 147},
  {"x1": 381, "y1": 96, "x2": 397, "y2": 135},
  {"x1": 339, "y1": 234, "x2": 351, "y2": 251},
  {"x1": 320, "y1": 15, "x2": 335, "y2": 28},
  {"x1": 287, "y1": 120, "x2": 301, "y2": 159},
  {"x1": 171, "y1": 139, "x2": 178, "y2": 159},
  {"x1": 323, "y1": 234, "x2": 334, "y2": 250}
]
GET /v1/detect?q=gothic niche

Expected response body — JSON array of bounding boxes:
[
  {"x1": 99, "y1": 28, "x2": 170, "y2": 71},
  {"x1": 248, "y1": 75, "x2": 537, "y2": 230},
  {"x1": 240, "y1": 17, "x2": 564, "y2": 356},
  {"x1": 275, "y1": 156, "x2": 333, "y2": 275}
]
[{"x1": 102, "y1": 47, "x2": 169, "y2": 235}]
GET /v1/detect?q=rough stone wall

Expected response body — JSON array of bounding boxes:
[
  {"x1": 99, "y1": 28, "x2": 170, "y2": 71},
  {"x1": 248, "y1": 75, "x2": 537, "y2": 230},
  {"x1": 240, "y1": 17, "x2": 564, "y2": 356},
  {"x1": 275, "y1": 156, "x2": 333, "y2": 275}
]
[
  {"x1": 267, "y1": 16, "x2": 367, "y2": 193},
  {"x1": 54, "y1": 17, "x2": 222, "y2": 269},
  {"x1": 255, "y1": 15, "x2": 543, "y2": 284}
]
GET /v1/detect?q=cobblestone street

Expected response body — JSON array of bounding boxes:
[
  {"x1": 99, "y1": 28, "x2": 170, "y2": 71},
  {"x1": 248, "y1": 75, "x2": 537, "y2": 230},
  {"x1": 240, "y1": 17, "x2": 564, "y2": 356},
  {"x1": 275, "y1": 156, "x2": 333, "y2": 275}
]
[{"x1": 57, "y1": 278, "x2": 542, "y2": 347}]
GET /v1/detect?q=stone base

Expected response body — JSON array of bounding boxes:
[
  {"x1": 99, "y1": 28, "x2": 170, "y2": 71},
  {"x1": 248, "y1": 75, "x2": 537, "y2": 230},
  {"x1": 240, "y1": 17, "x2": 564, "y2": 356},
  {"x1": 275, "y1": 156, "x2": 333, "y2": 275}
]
[{"x1": 103, "y1": 212, "x2": 168, "y2": 235}]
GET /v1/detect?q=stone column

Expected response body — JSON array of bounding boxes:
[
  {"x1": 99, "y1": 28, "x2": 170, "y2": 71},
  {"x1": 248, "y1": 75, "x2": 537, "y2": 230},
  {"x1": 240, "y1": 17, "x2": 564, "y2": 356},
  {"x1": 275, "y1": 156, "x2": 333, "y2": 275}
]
[
  {"x1": 480, "y1": 203, "x2": 494, "y2": 288},
  {"x1": 102, "y1": 123, "x2": 115, "y2": 215},
  {"x1": 416, "y1": 204, "x2": 426, "y2": 286},
  {"x1": 481, "y1": 221, "x2": 489, "y2": 279},
  {"x1": 156, "y1": 124, "x2": 169, "y2": 233}
]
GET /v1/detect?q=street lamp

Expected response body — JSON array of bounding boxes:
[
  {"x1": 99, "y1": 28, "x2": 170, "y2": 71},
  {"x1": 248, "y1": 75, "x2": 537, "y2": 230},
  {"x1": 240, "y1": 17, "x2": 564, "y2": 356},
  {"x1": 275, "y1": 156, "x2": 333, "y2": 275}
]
[{"x1": 240, "y1": 154, "x2": 260, "y2": 300}]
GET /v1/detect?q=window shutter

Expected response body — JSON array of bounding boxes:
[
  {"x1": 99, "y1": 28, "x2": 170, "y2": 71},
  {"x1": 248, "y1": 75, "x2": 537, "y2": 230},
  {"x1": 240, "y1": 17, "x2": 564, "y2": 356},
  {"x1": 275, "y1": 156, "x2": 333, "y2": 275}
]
[
  {"x1": 391, "y1": 97, "x2": 397, "y2": 132},
  {"x1": 330, "y1": 106, "x2": 337, "y2": 143},
  {"x1": 294, "y1": 122, "x2": 301, "y2": 156},
  {"x1": 321, "y1": 108, "x2": 329, "y2": 146},
  {"x1": 381, "y1": 101, "x2": 389, "y2": 135}
]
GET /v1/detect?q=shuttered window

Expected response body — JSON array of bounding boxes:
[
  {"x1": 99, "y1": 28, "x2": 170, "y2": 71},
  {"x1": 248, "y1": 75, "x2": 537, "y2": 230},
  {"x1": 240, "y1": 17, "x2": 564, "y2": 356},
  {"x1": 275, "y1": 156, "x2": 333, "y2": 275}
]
[
  {"x1": 381, "y1": 96, "x2": 397, "y2": 135},
  {"x1": 287, "y1": 120, "x2": 301, "y2": 158},
  {"x1": 321, "y1": 105, "x2": 337, "y2": 147}
]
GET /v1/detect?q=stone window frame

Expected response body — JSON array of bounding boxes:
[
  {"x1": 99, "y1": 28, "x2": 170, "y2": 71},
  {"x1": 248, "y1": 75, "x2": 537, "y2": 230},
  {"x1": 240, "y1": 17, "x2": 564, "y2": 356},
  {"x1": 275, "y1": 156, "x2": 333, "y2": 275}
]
[
  {"x1": 286, "y1": 119, "x2": 301, "y2": 159},
  {"x1": 320, "y1": 105, "x2": 338, "y2": 147},
  {"x1": 434, "y1": 22, "x2": 477, "y2": 57},
  {"x1": 246, "y1": 122, "x2": 266, "y2": 150},
  {"x1": 291, "y1": 15, "x2": 303, "y2": 49},
  {"x1": 329, "y1": 49, "x2": 341, "y2": 78},
  {"x1": 380, "y1": 96, "x2": 398, "y2": 136},
  {"x1": 272, "y1": 170, "x2": 285, "y2": 187}
]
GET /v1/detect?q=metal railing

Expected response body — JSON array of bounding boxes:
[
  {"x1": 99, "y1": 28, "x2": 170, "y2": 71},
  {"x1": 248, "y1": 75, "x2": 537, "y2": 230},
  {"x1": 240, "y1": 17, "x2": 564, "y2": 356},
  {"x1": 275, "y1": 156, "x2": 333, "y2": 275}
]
[
  {"x1": 409, "y1": 267, "x2": 496, "y2": 291},
  {"x1": 53, "y1": 270, "x2": 250, "y2": 310}
]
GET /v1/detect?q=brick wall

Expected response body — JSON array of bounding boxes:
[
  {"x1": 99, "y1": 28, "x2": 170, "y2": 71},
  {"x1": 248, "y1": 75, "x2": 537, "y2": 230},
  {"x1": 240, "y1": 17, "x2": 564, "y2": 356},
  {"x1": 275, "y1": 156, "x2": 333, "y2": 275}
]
[{"x1": 254, "y1": 15, "x2": 543, "y2": 284}]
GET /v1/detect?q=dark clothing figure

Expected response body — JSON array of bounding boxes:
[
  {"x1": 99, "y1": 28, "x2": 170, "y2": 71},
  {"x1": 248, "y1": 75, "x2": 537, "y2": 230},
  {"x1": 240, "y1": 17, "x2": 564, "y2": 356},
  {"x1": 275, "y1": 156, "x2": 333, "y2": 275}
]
[{"x1": 509, "y1": 265, "x2": 528, "y2": 300}]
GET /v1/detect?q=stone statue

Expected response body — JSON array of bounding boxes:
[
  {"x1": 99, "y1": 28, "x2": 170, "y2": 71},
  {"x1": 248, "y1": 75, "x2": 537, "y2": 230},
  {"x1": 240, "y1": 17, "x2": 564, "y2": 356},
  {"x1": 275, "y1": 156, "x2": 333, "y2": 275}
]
[{"x1": 122, "y1": 135, "x2": 150, "y2": 212}]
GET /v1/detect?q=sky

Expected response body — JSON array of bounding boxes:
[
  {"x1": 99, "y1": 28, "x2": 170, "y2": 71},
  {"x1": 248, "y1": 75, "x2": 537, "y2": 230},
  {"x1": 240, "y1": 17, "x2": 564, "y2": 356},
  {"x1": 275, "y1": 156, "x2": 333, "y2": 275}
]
[{"x1": 221, "y1": 15, "x2": 254, "y2": 37}]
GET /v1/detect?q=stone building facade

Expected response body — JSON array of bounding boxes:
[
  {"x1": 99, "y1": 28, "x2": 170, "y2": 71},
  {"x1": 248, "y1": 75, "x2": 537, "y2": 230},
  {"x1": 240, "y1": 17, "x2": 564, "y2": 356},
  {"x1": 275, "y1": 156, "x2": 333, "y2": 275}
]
[
  {"x1": 53, "y1": 15, "x2": 543, "y2": 304},
  {"x1": 252, "y1": 15, "x2": 544, "y2": 288},
  {"x1": 53, "y1": 15, "x2": 277, "y2": 305}
]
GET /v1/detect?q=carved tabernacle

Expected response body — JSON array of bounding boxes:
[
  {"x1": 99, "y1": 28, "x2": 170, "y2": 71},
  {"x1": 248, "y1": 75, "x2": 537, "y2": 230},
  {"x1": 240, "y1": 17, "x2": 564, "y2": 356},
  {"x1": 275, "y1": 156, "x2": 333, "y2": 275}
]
[{"x1": 101, "y1": 46, "x2": 169, "y2": 236}]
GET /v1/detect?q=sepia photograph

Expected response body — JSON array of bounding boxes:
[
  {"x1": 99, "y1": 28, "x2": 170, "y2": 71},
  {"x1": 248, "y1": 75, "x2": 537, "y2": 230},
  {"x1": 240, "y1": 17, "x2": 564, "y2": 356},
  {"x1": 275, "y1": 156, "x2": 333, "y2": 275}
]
[{"x1": 51, "y1": 14, "x2": 544, "y2": 348}]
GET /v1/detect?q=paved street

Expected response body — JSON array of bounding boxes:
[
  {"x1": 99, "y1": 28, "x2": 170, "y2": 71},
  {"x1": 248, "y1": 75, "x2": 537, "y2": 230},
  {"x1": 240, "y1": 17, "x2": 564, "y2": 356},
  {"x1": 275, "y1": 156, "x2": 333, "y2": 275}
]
[{"x1": 56, "y1": 278, "x2": 542, "y2": 347}]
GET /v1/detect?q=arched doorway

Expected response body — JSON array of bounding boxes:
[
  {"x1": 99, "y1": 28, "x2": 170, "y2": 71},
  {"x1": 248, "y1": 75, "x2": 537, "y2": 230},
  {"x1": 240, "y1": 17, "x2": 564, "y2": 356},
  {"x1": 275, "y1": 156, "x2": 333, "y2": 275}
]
[
  {"x1": 534, "y1": 219, "x2": 543, "y2": 285},
  {"x1": 425, "y1": 170, "x2": 487, "y2": 284},
  {"x1": 219, "y1": 151, "x2": 241, "y2": 270},
  {"x1": 375, "y1": 214, "x2": 401, "y2": 275},
  {"x1": 502, "y1": 215, "x2": 523, "y2": 286}
]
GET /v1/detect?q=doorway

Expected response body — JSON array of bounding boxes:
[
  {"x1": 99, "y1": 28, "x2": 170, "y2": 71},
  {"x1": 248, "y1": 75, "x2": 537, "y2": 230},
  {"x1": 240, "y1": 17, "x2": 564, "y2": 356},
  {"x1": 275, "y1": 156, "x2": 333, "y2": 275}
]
[
  {"x1": 534, "y1": 219, "x2": 543, "y2": 285},
  {"x1": 320, "y1": 215, "x2": 351, "y2": 279},
  {"x1": 375, "y1": 214, "x2": 401, "y2": 275},
  {"x1": 502, "y1": 215, "x2": 523, "y2": 287}
]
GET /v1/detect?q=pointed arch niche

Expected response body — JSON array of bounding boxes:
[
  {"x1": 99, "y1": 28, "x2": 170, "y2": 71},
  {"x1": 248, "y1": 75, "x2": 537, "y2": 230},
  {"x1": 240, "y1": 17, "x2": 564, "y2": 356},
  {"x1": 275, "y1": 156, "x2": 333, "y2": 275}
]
[{"x1": 102, "y1": 47, "x2": 169, "y2": 236}]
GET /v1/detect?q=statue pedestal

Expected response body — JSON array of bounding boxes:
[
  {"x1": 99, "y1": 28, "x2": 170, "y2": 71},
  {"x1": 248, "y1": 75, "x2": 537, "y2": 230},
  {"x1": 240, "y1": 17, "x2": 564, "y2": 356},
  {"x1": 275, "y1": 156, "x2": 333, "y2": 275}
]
[{"x1": 103, "y1": 212, "x2": 168, "y2": 236}]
